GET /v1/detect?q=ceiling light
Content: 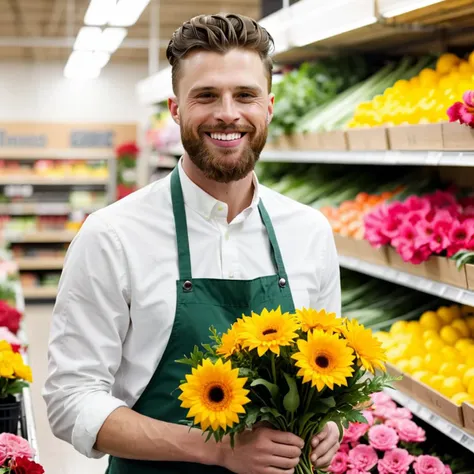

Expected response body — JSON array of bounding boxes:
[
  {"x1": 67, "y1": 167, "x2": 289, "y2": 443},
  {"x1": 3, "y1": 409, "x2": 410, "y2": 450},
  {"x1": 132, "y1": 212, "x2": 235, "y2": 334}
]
[
  {"x1": 379, "y1": 0, "x2": 445, "y2": 18},
  {"x1": 84, "y1": 0, "x2": 117, "y2": 26},
  {"x1": 64, "y1": 51, "x2": 101, "y2": 79},
  {"x1": 74, "y1": 26, "x2": 102, "y2": 51},
  {"x1": 98, "y1": 27, "x2": 128, "y2": 53},
  {"x1": 108, "y1": 0, "x2": 150, "y2": 27}
]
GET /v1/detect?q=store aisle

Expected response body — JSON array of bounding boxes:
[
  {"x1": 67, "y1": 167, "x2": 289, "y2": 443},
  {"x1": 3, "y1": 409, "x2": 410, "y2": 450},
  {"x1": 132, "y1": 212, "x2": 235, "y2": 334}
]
[{"x1": 25, "y1": 304, "x2": 109, "y2": 474}]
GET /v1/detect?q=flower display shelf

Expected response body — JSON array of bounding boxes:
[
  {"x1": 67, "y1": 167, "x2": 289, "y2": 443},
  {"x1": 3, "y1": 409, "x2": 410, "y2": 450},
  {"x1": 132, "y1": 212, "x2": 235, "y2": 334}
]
[{"x1": 338, "y1": 255, "x2": 474, "y2": 307}]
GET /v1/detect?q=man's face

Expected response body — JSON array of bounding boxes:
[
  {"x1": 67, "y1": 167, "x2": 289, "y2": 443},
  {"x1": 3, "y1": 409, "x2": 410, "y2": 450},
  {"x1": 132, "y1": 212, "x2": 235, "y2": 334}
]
[{"x1": 170, "y1": 48, "x2": 274, "y2": 183}]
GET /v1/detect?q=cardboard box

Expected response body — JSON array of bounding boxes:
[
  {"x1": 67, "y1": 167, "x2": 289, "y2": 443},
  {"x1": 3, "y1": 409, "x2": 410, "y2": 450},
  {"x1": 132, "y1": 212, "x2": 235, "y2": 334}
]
[
  {"x1": 442, "y1": 122, "x2": 474, "y2": 150},
  {"x1": 388, "y1": 124, "x2": 443, "y2": 150},
  {"x1": 466, "y1": 264, "x2": 474, "y2": 290},
  {"x1": 320, "y1": 130, "x2": 348, "y2": 150},
  {"x1": 424, "y1": 256, "x2": 468, "y2": 289},
  {"x1": 333, "y1": 234, "x2": 357, "y2": 256},
  {"x1": 462, "y1": 402, "x2": 474, "y2": 434},
  {"x1": 347, "y1": 127, "x2": 389, "y2": 151},
  {"x1": 353, "y1": 240, "x2": 390, "y2": 265},
  {"x1": 387, "y1": 247, "x2": 426, "y2": 278},
  {"x1": 386, "y1": 363, "x2": 413, "y2": 392},
  {"x1": 410, "y1": 378, "x2": 464, "y2": 427}
]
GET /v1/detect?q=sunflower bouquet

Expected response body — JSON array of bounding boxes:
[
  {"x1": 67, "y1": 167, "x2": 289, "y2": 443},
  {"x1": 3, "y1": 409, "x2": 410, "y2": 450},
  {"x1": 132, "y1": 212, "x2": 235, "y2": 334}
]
[{"x1": 176, "y1": 307, "x2": 396, "y2": 474}]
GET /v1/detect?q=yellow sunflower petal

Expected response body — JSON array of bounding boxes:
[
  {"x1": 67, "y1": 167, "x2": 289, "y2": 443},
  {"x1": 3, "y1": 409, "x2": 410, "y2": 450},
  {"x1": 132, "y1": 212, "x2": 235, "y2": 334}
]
[{"x1": 295, "y1": 308, "x2": 345, "y2": 333}]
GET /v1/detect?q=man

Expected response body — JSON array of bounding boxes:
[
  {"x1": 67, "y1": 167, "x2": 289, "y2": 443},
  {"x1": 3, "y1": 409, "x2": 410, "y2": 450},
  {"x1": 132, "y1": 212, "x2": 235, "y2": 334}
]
[{"x1": 44, "y1": 13, "x2": 341, "y2": 474}]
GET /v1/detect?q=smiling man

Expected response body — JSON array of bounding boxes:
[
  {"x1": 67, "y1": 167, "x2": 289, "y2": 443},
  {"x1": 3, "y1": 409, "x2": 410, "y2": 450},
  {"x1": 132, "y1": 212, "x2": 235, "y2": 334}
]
[{"x1": 43, "y1": 13, "x2": 341, "y2": 474}]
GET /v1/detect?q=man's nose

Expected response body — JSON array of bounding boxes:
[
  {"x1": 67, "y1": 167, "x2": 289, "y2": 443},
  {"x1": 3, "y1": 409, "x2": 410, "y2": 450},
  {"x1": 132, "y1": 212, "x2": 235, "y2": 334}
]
[{"x1": 214, "y1": 96, "x2": 239, "y2": 124}]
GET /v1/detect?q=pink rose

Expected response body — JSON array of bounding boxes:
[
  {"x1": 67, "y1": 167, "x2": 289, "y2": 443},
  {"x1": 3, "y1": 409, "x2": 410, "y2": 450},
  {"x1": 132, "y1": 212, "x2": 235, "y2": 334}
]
[
  {"x1": 378, "y1": 448, "x2": 414, "y2": 474},
  {"x1": 339, "y1": 443, "x2": 350, "y2": 454},
  {"x1": 388, "y1": 408, "x2": 412, "y2": 420},
  {"x1": 362, "y1": 410, "x2": 374, "y2": 426},
  {"x1": 368, "y1": 425, "x2": 399, "y2": 451},
  {"x1": 373, "y1": 401, "x2": 397, "y2": 419},
  {"x1": 397, "y1": 420, "x2": 426, "y2": 443},
  {"x1": 413, "y1": 455, "x2": 446, "y2": 474},
  {"x1": 0, "y1": 433, "x2": 35, "y2": 461},
  {"x1": 347, "y1": 470, "x2": 370, "y2": 474},
  {"x1": 370, "y1": 392, "x2": 393, "y2": 407},
  {"x1": 329, "y1": 452, "x2": 349, "y2": 474},
  {"x1": 348, "y1": 445, "x2": 378, "y2": 471},
  {"x1": 343, "y1": 422, "x2": 369, "y2": 444},
  {"x1": 444, "y1": 465, "x2": 452, "y2": 474},
  {"x1": 385, "y1": 419, "x2": 400, "y2": 430}
]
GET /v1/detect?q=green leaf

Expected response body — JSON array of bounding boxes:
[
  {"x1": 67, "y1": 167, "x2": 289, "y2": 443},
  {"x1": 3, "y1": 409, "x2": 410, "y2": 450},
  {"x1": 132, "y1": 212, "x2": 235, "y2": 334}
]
[
  {"x1": 250, "y1": 378, "x2": 280, "y2": 401},
  {"x1": 298, "y1": 412, "x2": 317, "y2": 431},
  {"x1": 245, "y1": 406, "x2": 260, "y2": 428},
  {"x1": 282, "y1": 372, "x2": 300, "y2": 413},
  {"x1": 310, "y1": 397, "x2": 336, "y2": 414},
  {"x1": 260, "y1": 407, "x2": 285, "y2": 419},
  {"x1": 344, "y1": 410, "x2": 368, "y2": 424}
]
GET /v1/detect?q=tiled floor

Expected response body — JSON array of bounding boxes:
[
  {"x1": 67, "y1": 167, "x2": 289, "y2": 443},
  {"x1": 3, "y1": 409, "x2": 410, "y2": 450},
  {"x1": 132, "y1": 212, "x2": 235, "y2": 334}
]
[{"x1": 25, "y1": 304, "x2": 109, "y2": 474}]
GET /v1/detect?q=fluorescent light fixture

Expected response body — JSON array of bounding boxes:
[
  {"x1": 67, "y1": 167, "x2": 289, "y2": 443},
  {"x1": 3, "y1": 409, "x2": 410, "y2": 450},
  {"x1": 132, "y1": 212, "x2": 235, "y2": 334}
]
[
  {"x1": 64, "y1": 51, "x2": 101, "y2": 79},
  {"x1": 74, "y1": 26, "x2": 102, "y2": 51},
  {"x1": 94, "y1": 51, "x2": 111, "y2": 68},
  {"x1": 109, "y1": 0, "x2": 150, "y2": 27},
  {"x1": 98, "y1": 27, "x2": 128, "y2": 53},
  {"x1": 84, "y1": 0, "x2": 117, "y2": 26},
  {"x1": 379, "y1": 0, "x2": 445, "y2": 18}
]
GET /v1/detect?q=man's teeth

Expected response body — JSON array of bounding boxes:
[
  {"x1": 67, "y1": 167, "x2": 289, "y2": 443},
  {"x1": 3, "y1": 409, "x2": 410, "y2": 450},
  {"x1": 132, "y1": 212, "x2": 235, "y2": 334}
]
[{"x1": 209, "y1": 132, "x2": 242, "y2": 141}]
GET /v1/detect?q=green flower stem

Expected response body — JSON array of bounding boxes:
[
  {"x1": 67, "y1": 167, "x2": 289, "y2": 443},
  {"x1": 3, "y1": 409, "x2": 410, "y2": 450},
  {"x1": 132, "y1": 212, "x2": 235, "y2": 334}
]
[
  {"x1": 271, "y1": 353, "x2": 277, "y2": 385},
  {"x1": 303, "y1": 385, "x2": 315, "y2": 417}
]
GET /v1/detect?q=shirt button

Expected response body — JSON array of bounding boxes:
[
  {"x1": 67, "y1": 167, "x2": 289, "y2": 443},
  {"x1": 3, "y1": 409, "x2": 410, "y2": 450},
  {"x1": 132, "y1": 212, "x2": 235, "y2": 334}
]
[{"x1": 217, "y1": 205, "x2": 224, "y2": 212}]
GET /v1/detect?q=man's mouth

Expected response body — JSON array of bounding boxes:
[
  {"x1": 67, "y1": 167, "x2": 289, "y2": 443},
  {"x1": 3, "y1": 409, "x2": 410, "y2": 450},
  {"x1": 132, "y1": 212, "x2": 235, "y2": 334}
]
[{"x1": 204, "y1": 132, "x2": 247, "y2": 141}]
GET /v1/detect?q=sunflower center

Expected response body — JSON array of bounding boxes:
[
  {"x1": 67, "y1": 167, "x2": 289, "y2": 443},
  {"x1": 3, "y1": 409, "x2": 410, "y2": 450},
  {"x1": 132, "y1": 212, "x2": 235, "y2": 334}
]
[
  {"x1": 262, "y1": 328, "x2": 278, "y2": 336},
  {"x1": 208, "y1": 385, "x2": 225, "y2": 403},
  {"x1": 315, "y1": 355, "x2": 329, "y2": 368}
]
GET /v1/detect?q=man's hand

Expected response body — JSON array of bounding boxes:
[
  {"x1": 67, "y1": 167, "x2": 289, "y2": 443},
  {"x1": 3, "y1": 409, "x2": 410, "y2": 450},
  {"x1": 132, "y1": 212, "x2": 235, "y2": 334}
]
[
  {"x1": 310, "y1": 422, "x2": 340, "y2": 469},
  {"x1": 221, "y1": 426, "x2": 304, "y2": 474}
]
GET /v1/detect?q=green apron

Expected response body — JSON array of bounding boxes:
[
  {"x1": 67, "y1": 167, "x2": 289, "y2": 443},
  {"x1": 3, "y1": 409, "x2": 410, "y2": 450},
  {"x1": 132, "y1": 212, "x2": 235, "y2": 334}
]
[{"x1": 107, "y1": 167, "x2": 296, "y2": 473}]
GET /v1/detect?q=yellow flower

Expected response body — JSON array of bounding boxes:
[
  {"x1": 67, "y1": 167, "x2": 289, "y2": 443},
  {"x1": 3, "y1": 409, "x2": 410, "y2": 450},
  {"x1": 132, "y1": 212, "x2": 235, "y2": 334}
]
[
  {"x1": 240, "y1": 307, "x2": 300, "y2": 356},
  {"x1": 0, "y1": 341, "x2": 13, "y2": 352},
  {"x1": 13, "y1": 353, "x2": 32, "y2": 383},
  {"x1": 292, "y1": 329, "x2": 355, "y2": 391},
  {"x1": 344, "y1": 319, "x2": 387, "y2": 373},
  {"x1": 295, "y1": 308, "x2": 345, "y2": 333},
  {"x1": 0, "y1": 350, "x2": 15, "y2": 379},
  {"x1": 217, "y1": 318, "x2": 246, "y2": 358},
  {"x1": 178, "y1": 358, "x2": 250, "y2": 431}
]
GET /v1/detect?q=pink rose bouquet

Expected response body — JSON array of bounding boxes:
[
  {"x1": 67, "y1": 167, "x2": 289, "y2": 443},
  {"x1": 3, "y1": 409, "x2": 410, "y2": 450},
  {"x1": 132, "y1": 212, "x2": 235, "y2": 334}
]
[{"x1": 0, "y1": 433, "x2": 44, "y2": 473}]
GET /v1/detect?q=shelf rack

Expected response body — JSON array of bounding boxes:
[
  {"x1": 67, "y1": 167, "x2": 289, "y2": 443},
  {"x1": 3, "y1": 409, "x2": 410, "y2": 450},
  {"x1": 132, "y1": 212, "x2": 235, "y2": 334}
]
[
  {"x1": 4, "y1": 230, "x2": 77, "y2": 243},
  {"x1": 17, "y1": 257, "x2": 65, "y2": 271},
  {"x1": 339, "y1": 255, "x2": 474, "y2": 306},
  {"x1": 385, "y1": 388, "x2": 474, "y2": 454},
  {"x1": 22, "y1": 286, "x2": 57, "y2": 300}
]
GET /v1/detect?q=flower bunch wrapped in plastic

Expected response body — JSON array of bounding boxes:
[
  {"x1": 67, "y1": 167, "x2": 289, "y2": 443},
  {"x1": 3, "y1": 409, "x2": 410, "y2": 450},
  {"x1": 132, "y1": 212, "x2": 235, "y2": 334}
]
[
  {"x1": 327, "y1": 392, "x2": 452, "y2": 474},
  {"x1": 0, "y1": 433, "x2": 44, "y2": 473},
  {"x1": 176, "y1": 307, "x2": 395, "y2": 474},
  {"x1": 364, "y1": 191, "x2": 474, "y2": 264}
]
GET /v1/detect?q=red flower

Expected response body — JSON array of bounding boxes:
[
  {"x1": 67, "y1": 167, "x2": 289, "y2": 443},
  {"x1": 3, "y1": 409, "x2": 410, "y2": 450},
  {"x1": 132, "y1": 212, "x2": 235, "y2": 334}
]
[
  {"x1": 0, "y1": 301, "x2": 22, "y2": 335},
  {"x1": 115, "y1": 141, "x2": 140, "y2": 158},
  {"x1": 447, "y1": 90, "x2": 474, "y2": 127},
  {"x1": 9, "y1": 456, "x2": 44, "y2": 474}
]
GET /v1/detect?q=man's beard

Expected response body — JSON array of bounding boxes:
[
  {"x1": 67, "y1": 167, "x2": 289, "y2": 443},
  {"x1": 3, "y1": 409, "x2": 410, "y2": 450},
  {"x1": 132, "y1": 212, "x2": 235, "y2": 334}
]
[{"x1": 180, "y1": 122, "x2": 267, "y2": 183}]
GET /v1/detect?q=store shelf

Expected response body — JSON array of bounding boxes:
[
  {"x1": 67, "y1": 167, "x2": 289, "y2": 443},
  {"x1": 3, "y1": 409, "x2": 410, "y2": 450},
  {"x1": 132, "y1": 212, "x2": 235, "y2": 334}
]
[
  {"x1": 5, "y1": 230, "x2": 76, "y2": 243},
  {"x1": 0, "y1": 202, "x2": 102, "y2": 215},
  {"x1": 17, "y1": 257, "x2": 64, "y2": 271},
  {"x1": 339, "y1": 255, "x2": 474, "y2": 306},
  {"x1": 0, "y1": 149, "x2": 115, "y2": 161},
  {"x1": 22, "y1": 286, "x2": 57, "y2": 299},
  {"x1": 261, "y1": 150, "x2": 474, "y2": 166},
  {"x1": 0, "y1": 176, "x2": 108, "y2": 186},
  {"x1": 385, "y1": 388, "x2": 474, "y2": 454}
]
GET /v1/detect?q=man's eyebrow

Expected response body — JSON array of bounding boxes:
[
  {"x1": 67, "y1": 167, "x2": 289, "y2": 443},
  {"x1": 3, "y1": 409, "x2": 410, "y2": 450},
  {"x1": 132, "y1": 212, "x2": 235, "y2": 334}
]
[{"x1": 189, "y1": 85, "x2": 263, "y2": 94}]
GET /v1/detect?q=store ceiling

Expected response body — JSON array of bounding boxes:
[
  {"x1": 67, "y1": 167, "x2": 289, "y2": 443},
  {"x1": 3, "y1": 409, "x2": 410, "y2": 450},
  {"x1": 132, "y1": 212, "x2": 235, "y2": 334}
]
[{"x1": 0, "y1": 0, "x2": 261, "y2": 64}]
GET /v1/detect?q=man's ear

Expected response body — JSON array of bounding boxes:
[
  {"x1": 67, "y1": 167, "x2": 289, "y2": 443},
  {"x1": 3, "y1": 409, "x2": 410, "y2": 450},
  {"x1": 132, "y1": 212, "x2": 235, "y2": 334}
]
[
  {"x1": 267, "y1": 93, "x2": 275, "y2": 125},
  {"x1": 168, "y1": 97, "x2": 180, "y2": 125}
]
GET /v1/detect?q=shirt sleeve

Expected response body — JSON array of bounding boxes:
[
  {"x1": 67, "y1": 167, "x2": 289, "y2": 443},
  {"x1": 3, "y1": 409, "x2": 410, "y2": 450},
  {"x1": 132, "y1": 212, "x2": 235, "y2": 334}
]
[
  {"x1": 311, "y1": 217, "x2": 342, "y2": 316},
  {"x1": 42, "y1": 213, "x2": 131, "y2": 458}
]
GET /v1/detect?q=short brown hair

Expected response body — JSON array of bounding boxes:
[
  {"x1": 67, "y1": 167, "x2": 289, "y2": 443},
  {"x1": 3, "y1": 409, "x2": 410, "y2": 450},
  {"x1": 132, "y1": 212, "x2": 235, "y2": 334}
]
[{"x1": 166, "y1": 13, "x2": 274, "y2": 94}]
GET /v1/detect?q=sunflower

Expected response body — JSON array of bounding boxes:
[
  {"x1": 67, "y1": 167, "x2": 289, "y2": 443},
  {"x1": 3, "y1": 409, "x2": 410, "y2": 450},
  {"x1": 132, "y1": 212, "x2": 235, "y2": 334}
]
[
  {"x1": 178, "y1": 358, "x2": 250, "y2": 431},
  {"x1": 240, "y1": 307, "x2": 300, "y2": 356},
  {"x1": 295, "y1": 307, "x2": 345, "y2": 333},
  {"x1": 343, "y1": 319, "x2": 387, "y2": 373},
  {"x1": 292, "y1": 329, "x2": 355, "y2": 391},
  {"x1": 217, "y1": 318, "x2": 246, "y2": 358}
]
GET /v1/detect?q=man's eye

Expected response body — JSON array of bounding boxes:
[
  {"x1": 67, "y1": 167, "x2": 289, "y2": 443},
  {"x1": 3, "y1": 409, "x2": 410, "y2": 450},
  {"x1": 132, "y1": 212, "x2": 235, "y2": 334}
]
[
  {"x1": 197, "y1": 93, "x2": 215, "y2": 99},
  {"x1": 238, "y1": 93, "x2": 254, "y2": 99}
]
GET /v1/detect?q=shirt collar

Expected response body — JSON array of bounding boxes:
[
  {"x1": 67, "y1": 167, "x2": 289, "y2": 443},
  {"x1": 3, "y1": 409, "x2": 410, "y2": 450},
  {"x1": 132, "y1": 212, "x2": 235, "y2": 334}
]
[{"x1": 177, "y1": 158, "x2": 260, "y2": 222}]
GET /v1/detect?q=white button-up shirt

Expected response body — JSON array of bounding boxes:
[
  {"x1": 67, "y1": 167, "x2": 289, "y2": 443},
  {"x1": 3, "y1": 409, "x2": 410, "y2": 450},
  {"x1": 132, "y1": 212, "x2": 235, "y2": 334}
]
[{"x1": 43, "y1": 160, "x2": 341, "y2": 459}]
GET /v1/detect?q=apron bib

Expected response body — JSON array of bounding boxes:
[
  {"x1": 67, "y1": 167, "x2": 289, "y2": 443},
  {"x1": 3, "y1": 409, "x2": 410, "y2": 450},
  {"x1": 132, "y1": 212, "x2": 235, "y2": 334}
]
[{"x1": 107, "y1": 167, "x2": 295, "y2": 473}]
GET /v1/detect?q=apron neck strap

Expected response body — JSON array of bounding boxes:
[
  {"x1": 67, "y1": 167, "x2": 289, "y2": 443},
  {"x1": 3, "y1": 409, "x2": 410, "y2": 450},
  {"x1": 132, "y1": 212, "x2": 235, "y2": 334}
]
[{"x1": 170, "y1": 166, "x2": 288, "y2": 280}]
